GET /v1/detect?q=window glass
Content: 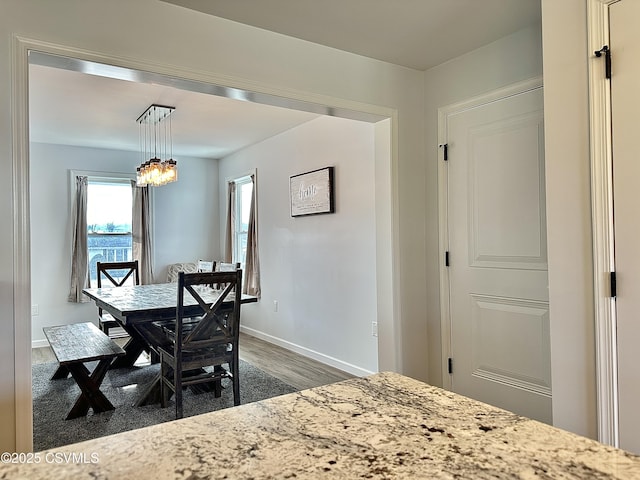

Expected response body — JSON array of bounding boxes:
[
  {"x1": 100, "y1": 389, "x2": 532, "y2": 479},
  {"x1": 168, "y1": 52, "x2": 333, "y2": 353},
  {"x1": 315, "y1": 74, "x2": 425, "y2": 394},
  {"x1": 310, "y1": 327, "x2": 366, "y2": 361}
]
[
  {"x1": 234, "y1": 176, "x2": 253, "y2": 267},
  {"x1": 87, "y1": 179, "x2": 133, "y2": 284},
  {"x1": 240, "y1": 181, "x2": 252, "y2": 232}
]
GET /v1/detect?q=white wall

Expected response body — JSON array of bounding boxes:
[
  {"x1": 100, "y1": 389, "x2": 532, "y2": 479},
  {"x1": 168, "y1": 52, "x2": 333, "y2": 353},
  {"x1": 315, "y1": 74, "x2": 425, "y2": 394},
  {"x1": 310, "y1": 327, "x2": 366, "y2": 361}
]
[
  {"x1": 423, "y1": 25, "x2": 544, "y2": 386},
  {"x1": 152, "y1": 153, "x2": 220, "y2": 282},
  {"x1": 540, "y1": 0, "x2": 597, "y2": 439},
  {"x1": 3, "y1": 0, "x2": 422, "y2": 451},
  {"x1": 29, "y1": 142, "x2": 219, "y2": 345},
  {"x1": 0, "y1": 0, "x2": 601, "y2": 452},
  {"x1": 219, "y1": 116, "x2": 378, "y2": 375}
]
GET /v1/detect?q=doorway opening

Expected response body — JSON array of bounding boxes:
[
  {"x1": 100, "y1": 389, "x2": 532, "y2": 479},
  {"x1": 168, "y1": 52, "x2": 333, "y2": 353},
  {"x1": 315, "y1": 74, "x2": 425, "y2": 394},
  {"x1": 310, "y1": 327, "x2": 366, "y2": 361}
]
[{"x1": 15, "y1": 43, "x2": 396, "y2": 451}]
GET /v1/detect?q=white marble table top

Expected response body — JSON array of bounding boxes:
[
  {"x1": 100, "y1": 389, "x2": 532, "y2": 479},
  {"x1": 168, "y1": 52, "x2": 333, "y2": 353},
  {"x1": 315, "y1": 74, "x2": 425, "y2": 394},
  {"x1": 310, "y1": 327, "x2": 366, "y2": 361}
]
[{"x1": 3, "y1": 372, "x2": 639, "y2": 479}]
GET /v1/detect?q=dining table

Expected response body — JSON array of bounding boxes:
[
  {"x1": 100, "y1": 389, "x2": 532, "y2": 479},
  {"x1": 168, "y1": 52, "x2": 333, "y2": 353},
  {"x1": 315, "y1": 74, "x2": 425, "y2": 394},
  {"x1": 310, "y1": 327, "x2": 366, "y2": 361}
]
[{"x1": 82, "y1": 282, "x2": 257, "y2": 405}]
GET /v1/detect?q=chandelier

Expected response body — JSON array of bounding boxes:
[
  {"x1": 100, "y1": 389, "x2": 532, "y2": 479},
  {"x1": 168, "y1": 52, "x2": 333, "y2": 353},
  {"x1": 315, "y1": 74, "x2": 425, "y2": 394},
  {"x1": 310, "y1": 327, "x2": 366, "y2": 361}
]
[{"x1": 136, "y1": 104, "x2": 177, "y2": 187}]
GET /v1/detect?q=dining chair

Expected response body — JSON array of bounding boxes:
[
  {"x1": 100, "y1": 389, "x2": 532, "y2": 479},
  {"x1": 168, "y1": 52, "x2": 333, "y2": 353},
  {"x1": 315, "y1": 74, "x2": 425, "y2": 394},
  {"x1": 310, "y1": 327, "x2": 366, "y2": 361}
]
[
  {"x1": 216, "y1": 261, "x2": 241, "y2": 272},
  {"x1": 197, "y1": 260, "x2": 217, "y2": 289},
  {"x1": 197, "y1": 260, "x2": 215, "y2": 272},
  {"x1": 214, "y1": 261, "x2": 240, "y2": 289},
  {"x1": 166, "y1": 262, "x2": 198, "y2": 283},
  {"x1": 155, "y1": 269, "x2": 243, "y2": 419},
  {"x1": 96, "y1": 260, "x2": 140, "y2": 337}
]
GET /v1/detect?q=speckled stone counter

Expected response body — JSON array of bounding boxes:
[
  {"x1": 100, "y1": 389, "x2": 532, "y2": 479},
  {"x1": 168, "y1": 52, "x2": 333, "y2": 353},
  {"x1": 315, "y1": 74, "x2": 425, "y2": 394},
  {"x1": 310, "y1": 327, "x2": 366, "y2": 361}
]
[{"x1": 3, "y1": 372, "x2": 639, "y2": 479}]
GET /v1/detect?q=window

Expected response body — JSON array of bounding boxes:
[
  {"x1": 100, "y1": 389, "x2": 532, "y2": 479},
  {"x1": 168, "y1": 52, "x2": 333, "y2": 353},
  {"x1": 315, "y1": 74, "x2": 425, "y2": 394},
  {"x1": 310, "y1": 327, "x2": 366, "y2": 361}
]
[
  {"x1": 233, "y1": 175, "x2": 253, "y2": 268},
  {"x1": 86, "y1": 178, "x2": 133, "y2": 285}
]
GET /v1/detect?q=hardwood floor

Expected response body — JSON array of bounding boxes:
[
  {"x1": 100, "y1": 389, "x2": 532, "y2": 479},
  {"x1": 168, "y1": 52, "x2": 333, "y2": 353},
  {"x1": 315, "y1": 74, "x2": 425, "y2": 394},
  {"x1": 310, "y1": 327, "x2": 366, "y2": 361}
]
[
  {"x1": 32, "y1": 332, "x2": 354, "y2": 391},
  {"x1": 239, "y1": 333, "x2": 354, "y2": 390}
]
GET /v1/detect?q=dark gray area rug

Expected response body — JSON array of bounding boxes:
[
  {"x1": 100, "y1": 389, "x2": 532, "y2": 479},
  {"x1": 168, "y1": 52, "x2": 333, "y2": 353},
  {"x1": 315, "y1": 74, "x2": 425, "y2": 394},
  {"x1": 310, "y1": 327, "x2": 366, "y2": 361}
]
[{"x1": 33, "y1": 360, "x2": 297, "y2": 452}]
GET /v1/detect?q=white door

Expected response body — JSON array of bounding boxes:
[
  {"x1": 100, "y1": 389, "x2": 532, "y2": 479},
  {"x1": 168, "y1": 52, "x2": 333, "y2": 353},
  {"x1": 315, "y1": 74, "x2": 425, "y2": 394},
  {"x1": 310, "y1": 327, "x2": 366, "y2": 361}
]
[
  {"x1": 610, "y1": 0, "x2": 640, "y2": 455},
  {"x1": 445, "y1": 86, "x2": 551, "y2": 423}
]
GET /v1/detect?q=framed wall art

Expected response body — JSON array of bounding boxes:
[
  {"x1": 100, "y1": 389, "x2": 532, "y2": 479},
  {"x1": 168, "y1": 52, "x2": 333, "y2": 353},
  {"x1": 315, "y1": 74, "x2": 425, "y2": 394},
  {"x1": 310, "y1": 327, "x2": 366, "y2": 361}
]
[{"x1": 290, "y1": 166, "x2": 335, "y2": 217}]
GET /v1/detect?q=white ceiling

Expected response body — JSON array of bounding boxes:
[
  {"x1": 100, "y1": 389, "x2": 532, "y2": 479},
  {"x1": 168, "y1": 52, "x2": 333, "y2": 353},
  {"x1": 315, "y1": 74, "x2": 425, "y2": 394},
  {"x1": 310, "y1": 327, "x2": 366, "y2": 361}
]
[
  {"x1": 29, "y1": 1, "x2": 541, "y2": 159},
  {"x1": 29, "y1": 64, "x2": 320, "y2": 159},
  {"x1": 161, "y1": 0, "x2": 542, "y2": 70}
]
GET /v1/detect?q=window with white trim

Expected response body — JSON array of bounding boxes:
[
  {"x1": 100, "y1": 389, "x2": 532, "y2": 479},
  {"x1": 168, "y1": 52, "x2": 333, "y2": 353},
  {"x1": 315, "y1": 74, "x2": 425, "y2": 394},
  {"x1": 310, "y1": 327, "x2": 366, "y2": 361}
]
[
  {"x1": 86, "y1": 178, "x2": 133, "y2": 284},
  {"x1": 233, "y1": 175, "x2": 253, "y2": 268}
]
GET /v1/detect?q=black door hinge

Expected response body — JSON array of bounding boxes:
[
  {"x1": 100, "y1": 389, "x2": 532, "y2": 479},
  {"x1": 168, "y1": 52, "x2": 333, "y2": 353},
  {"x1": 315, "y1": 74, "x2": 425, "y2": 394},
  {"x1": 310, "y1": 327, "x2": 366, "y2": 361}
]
[
  {"x1": 445, "y1": 251, "x2": 450, "y2": 267},
  {"x1": 439, "y1": 143, "x2": 448, "y2": 161},
  {"x1": 448, "y1": 357, "x2": 453, "y2": 374},
  {"x1": 595, "y1": 45, "x2": 611, "y2": 79},
  {"x1": 610, "y1": 271, "x2": 617, "y2": 298}
]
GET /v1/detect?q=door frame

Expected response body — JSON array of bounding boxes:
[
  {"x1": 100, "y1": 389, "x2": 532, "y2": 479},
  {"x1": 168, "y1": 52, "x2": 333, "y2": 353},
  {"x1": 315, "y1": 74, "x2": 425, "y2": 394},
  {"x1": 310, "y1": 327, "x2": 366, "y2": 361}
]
[
  {"x1": 437, "y1": 76, "x2": 543, "y2": 390},
  {"x1": 587, "y1": 0, "x2": 620, "y2": 448}
]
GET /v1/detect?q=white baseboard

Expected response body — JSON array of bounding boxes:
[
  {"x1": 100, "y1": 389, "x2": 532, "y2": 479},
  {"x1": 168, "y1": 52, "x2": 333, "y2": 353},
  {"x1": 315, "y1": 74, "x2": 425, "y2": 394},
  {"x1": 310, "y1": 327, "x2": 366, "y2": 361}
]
[
  {"x1": 240, "y1": 326, "x2": 375, "y2": 377},
  {"x1": 32, "y1": 339, "x2": 49, "y2": 349}
]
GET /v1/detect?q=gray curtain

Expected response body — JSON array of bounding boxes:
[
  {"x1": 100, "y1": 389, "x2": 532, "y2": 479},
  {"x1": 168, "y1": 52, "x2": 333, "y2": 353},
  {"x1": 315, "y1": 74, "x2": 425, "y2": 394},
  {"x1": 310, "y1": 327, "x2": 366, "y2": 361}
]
[
  {"x1": 243, "y1": 174, "x2": 261, "y2": 297},
  {"x1": 132, "y1": 181, "x2": 154, "y2": 284},
  {"x1": 224, "y1": 181, "x2": 236, "y2": 263},
  {"x1": 68, "y1": 175, "x2": 89, "y2": 302}
]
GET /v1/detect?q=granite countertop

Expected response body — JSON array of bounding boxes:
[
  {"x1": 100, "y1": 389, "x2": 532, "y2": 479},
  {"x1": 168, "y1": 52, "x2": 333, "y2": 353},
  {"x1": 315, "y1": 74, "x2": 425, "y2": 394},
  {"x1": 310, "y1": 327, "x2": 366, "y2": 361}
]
[{"x1": 2, "y1": 372, "x2": 639, "y2": 479}]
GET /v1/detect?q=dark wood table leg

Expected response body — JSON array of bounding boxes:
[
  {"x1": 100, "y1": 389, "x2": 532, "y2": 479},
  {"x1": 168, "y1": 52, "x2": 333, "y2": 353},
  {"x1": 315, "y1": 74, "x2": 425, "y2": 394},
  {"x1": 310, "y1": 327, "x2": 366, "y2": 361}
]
[
  {"x1": 150, "y1": 350, "x2": 160, "y2": 364},
  {"x1": 109, "y1": 321, "x2": 148, "y2": 369},
  {"x1": 133, "y1": 371, "x2": 163, "y2": 407},
  {"x1": 111, "y1": 323, "x2": 163, "y2": 369},
  {"x1": 51, "y1": 365, "x2": 70, "y2": 380},
  {"x1": 110, "y1": 336, "x2": 146, "y2": 368},
  {"x1": 65, "y1": 358, "x2": 114, "y2": 420}
]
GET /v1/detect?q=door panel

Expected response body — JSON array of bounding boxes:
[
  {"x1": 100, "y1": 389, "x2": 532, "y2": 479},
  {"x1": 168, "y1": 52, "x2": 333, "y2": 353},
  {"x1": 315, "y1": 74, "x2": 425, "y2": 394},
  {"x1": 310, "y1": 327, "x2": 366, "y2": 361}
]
[
  {"x1": 470, "y1": 294, "x2": 550, "y2": 396},
  {"x1": 468, "y1": 115, "x2": 547, "y2": 269},
  {"x1": 610, "y1": 0, "x2": 640, "y2": 455},
  {"x1": 447, "y1": 86, "x2": 551, "y2": 423}
]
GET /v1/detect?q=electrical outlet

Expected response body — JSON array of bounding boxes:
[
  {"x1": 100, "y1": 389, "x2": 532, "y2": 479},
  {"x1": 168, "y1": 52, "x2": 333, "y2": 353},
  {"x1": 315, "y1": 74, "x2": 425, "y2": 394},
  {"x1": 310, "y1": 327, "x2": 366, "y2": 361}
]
[
  {"x1": 273, "y1": 300, "x2": 279, "y2": 313},
  {"x1": 31, "y1": 304, "x2": 39, "y2": 316},
  {"x1": 371, "y1": 321, "x2": 378, "y2": 337}
]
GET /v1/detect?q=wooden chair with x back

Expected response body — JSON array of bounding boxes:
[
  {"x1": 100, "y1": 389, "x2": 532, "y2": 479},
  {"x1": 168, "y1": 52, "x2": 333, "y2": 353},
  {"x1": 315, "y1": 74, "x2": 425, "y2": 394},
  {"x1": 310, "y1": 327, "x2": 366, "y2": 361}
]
[
  {"x1": 155, "y1": 269, "x2": 243, "y2": 419},
  {"x1": 214, "y1": 261, "x2": 240, "y2": 289},
  {"x1": 96, "y1": 260, "x2": 140, "y2": 337}
]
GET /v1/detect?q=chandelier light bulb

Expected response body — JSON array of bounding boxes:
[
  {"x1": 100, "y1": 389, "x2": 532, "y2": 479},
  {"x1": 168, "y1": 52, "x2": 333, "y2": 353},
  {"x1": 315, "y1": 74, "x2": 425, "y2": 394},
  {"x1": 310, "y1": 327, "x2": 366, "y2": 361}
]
[{"x1": 135, "y1": 105, "x2": 177, "y2": 187}]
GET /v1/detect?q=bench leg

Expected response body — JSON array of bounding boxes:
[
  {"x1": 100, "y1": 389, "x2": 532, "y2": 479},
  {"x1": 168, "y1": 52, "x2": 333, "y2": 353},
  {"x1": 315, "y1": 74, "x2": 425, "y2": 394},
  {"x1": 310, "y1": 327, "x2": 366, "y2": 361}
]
[{"x1": 65, "y1": 359, "x2": 115, "y2": 420}]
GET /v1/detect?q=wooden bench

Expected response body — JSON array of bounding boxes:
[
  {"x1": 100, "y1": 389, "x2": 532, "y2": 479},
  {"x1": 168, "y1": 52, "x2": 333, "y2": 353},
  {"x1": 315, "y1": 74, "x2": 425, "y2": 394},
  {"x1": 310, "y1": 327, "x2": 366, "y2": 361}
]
[{"x1": 43, "y1": 322, "x2": 125, "y2": 420}]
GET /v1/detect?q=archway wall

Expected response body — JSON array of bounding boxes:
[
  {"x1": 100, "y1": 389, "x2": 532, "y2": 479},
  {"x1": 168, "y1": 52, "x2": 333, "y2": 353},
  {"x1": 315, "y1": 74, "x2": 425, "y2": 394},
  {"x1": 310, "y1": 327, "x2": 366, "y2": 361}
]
[
  {"x1": 539, "y1": 0, "x2": 597, "y2": 439},
  {"x1": 1, "y1": 0, "x2": 426, "y2": 451}
]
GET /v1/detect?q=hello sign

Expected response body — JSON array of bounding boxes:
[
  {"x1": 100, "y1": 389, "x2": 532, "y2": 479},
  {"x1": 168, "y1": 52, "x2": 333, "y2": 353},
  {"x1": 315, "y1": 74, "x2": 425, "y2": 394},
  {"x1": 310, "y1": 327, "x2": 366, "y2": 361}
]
[{"x1": 289, "y1": 166, "x2": 335, "y2": 217}]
